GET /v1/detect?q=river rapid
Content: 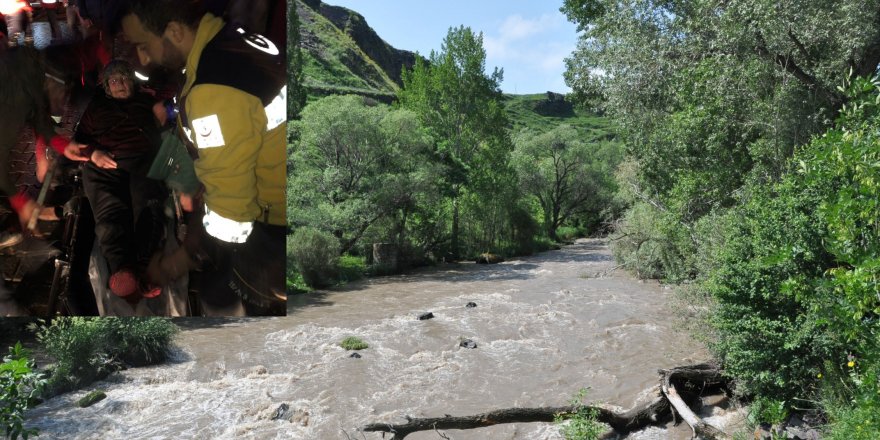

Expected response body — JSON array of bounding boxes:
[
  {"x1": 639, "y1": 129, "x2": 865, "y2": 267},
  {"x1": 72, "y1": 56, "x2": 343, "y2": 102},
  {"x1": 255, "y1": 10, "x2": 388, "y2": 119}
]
[{"x1": 25, "y1": 239, "x2": 715, "y2": 439}]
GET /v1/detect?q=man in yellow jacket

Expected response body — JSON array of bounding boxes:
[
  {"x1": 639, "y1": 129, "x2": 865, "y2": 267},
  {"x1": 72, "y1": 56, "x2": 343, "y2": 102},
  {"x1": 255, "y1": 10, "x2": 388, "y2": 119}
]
[{"x1": 119, "y1": 0, "x2": 286, "y2": 315}]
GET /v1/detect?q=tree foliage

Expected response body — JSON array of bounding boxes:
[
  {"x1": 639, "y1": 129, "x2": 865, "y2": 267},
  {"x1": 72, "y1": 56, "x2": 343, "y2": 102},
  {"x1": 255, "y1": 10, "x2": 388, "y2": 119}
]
[
  {"x1": 288, "y1": 0, "x2": 307, "y2": 121},
  {"x1": 512, "y1": 125, "x2": 620, "y2": 240},
  {"x1": 1, "y1": 343, "x2": 44, "y2": 440},
  {"x1": 694, "y1": 76, "x2": 880, "y2": 423},
  {"x1": 562, "y1": 0, "x2": 880, "y2": 278},
  {"x1": 290, "y1": 94, "x2": 435, "y2": 255},
  {"x1": 398, "y1": 26, "x2": 511, "y2": 258}
]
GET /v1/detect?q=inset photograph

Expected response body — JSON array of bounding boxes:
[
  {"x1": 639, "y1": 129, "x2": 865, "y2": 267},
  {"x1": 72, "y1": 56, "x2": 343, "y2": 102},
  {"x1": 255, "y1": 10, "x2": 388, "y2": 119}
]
[{"x1": 0, "y1": 0, "x2": 287, "y2": 316}]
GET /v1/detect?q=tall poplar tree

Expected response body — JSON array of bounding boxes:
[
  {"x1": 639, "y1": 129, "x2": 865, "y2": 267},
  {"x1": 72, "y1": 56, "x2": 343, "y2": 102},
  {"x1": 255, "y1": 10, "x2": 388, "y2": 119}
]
[
  {"x1": 398, "y1": 26, "x2": 509, "y2": 259},
  {"x1": 288, "y1": 1, "x2": 307, "y2": 121}
]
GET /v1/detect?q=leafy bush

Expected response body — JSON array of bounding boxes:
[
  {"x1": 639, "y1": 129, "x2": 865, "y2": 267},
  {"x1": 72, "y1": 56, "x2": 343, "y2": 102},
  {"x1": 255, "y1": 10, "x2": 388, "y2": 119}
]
[
  {"x1": 507, "y1": 204, "x2": 541, "y2": 256},
  {"x1": 1, "y1": 343, "x2": 45, "y2": 440},
  {"x1": 702, "y1": 76, "x2": 880, "y2": 416},
  {"x1": 702, "y1": 178, "x2": 836, "y2": 400},
  {"x1": 610, "y1": 202, "x2": 695, "y2": 280},
  {"x1": 747, "y1": 397, "x2": 788, "y2": 426},
  {"x1": 822, "y1": 356, "x2": 880, "y2": 440},
  {"x1": 289, "y1": 227, "x2": 340, "y2": 288},
  {"x1": 555, "y1": 388, "x2": 606, "y2": 440},
  {"x1": 556, "y1": 226, "x2": 584, "y2": 242},
  {"x1": 337, "y1": 254, "x2": 367, "y2": 282},
  {"x1": 339, "y1": 336, "x2": 368, "y2": 350},
  {"x1": 36, "y1": 317, "x2": 177, "y2": 394}
]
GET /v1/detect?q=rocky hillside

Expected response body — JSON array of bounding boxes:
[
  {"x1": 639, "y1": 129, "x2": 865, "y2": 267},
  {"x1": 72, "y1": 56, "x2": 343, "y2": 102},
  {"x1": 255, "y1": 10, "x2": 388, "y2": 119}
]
[{"x1": 297, "y1": 0, "x2": 419, "y2": 102}]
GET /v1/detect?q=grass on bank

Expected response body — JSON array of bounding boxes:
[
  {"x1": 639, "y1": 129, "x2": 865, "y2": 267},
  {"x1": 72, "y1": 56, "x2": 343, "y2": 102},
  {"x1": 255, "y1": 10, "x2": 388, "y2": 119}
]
[
  {"x1": 36, "y1": 317, "x2": 178, "y2": 395},
  {"x1": 2, "y1": 317, "x2": 177, "y2": 438}
]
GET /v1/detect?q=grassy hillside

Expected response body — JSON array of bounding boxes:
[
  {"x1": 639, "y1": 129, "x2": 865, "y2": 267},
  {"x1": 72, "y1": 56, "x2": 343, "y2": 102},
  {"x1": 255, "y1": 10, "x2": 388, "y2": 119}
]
[
  {"x1": 504, "y1": 93, "x2": 618, "y2": 142},
  {"x1": 296, "y1": 0, "x2": 422, "y2": 103},
  {"x1": 297, "y1": 0, "x2": 398, "y2": 101}
]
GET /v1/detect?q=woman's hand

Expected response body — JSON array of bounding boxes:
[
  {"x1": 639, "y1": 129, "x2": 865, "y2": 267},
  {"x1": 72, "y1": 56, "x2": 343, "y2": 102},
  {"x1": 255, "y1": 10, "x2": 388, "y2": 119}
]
[
  {"x1": 62, "y1": 141, "x2": 90, "y2": 162},
  {"x1": 90, "y1": 150, "x2": 118, "y2": 169}
]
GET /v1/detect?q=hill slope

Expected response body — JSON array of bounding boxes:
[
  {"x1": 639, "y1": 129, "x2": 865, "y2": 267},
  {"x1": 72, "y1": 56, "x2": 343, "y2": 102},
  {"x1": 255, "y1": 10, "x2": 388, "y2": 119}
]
[
  {"x1": 296, "y1": 0, "x2": 417, "y2": 102},
  {"x1": 504, "y1": 93, "x2": 618, "y2": 141}
]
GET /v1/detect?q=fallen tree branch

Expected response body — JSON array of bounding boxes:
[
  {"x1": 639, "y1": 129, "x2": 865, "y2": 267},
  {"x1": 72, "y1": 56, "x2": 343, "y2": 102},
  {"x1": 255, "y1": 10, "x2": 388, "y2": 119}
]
[
  {"x1": 660, "y1": 363, "x2": 730, "y2": 440},
  {"x1": 361, "y1": 390, "x2": 669, "y2": 439},
  {"x1": 360, "y1": 363, "x2": 728, "y2": 439}
]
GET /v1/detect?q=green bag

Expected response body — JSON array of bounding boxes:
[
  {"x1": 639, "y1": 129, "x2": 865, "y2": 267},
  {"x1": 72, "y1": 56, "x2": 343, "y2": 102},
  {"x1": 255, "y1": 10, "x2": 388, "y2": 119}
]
[{"x1": 147, "y1": 130, "x2": 200, "y2": 194}]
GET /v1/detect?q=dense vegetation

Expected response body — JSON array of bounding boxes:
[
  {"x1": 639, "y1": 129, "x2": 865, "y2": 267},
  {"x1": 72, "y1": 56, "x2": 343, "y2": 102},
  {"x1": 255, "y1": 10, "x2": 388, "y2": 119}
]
[
  {"x1": 1, "y1": 343, "x2": 44, "y2": 440},
  {"x1": 289, "y1": 24, "x2": 623, "y2": 290},
  {"x1": 36, "y1": 317, "x2": 178, "y2": 396},
  {"x1": 561, "y1": 0, "x2": 880, "y2": 434},
  {"x1": 1, "y1": 318, "x2": 177, "y2": 437}
]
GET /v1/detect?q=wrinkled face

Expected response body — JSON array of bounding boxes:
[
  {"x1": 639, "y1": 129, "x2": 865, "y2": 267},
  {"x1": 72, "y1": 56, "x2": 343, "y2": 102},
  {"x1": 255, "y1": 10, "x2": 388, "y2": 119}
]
[
  {"x1": 106, "y1": 73, "x2": 133, "y2": 99},
  {"x1": 121, "y1": 13, "x2": 186, "y2": 70}
]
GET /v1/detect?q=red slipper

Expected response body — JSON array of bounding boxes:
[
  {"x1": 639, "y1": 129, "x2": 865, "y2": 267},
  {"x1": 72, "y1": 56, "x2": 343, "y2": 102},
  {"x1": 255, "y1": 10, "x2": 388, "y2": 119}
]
[
  {"x1": 141, "y1": 282, "x2": 162, "y2": 299},
  {"x1": 109, "y1": 269, "x2": 138, "y2": 298}
]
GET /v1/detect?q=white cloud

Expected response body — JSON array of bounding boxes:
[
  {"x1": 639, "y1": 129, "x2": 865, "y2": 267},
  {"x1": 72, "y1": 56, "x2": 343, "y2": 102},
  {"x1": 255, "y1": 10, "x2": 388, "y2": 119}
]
[
  {"x1": 485, "y1": 13, "x2": 567, "y2": 62},
  {"x1": 480, "y1": 11, "x2": 579, "y2": 93},
  {"x1": 483, "y1": 35, "x2": 510, "y2": 59},
  {"x1": 498, "y1": 14, "x2": 560, "y2": 41},
  {"x1": 538, "y1": 43, "x2": 576, "y2": 72}
]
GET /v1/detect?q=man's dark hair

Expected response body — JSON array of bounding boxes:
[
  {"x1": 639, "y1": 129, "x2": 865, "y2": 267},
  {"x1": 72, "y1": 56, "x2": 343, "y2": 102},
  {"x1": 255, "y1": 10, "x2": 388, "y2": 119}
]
[{"x1": 123, "y1": 0, "x2": 206, "y2": 36}]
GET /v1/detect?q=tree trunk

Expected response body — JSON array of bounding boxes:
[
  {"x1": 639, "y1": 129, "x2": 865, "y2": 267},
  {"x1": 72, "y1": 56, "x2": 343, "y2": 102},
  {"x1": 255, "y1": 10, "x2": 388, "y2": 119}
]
[
  {"x1": 450, "y1": 196, "x2": 460, "y2": 260},
  {"x1": 360, "y1": 363, "x2": 728, "y2": 439}
]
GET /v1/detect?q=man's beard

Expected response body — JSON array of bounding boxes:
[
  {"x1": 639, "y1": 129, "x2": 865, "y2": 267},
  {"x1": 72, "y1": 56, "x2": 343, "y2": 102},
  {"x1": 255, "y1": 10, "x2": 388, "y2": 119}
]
[{"x1": 160, "y1": 36, "x2": 187, "y2": 71}]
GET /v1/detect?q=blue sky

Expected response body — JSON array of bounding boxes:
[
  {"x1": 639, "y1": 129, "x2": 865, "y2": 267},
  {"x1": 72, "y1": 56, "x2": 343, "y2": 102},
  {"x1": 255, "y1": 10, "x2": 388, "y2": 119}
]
[{"x1": 323, "y1": 1, "x2": 580, "y2": 94}]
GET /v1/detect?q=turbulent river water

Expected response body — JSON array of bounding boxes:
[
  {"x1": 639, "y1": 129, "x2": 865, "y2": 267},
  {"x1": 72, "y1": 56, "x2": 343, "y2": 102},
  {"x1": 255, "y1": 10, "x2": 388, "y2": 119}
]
[{"x1": 26, "y1": 239, "x2": 718, "y2": 439}]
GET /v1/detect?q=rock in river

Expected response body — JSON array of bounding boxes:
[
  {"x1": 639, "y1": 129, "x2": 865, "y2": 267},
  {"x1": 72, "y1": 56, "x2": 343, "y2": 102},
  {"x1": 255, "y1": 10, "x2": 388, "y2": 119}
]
[{"x1": 460, "y1": 339, "x2": 477, "y2": 349}]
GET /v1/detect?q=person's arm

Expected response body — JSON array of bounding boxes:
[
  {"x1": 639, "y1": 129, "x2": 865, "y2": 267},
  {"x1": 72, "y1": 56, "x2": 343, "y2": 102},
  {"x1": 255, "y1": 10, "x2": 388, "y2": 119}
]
[{"x1": 184, "y1": 84, "x2": 265, "y2": 243}]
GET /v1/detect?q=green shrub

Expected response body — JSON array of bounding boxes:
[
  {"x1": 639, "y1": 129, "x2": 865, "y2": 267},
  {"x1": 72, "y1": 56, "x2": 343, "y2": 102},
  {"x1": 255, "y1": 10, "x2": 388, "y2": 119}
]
[
  {"x1": 337, "y1": 254, "x2": 367, "y2": 282},
  {"x1": 610, "y1": 202, "x2": 694, "y2": 280},
  {"x1": 507, "y1": 204, "x2": 541, "y2": 255},
  {"x1": 701, "y1": 76, "x2": 880, "y2": 413},
  {"x1": 556, "y1": 226, "x2": 584, "y2": 242},
  {"x1": 289, "y1": 227, "x2": 340, "y2": 288},
  {"x1": 1, "y1": 343, "x2": 45, "y2": 440},
  {"x1": 339, "y1": 336, "x2": 368, "y2": 350},
  {"x1": 36, "y1": 317, "x2": 177, "y2": 394},
  {"x1": 748, "y1": 397, "x2": 788, "y2": 426},
  {"x1": 703, "y1": 177, "x2": 836, "y2": 400},
  {"x1": 554, "y1": 388, "x2": 606, "y2": 440},
  {"x1": 822, "y1": 356, "x2": 880, "y2": 440}
]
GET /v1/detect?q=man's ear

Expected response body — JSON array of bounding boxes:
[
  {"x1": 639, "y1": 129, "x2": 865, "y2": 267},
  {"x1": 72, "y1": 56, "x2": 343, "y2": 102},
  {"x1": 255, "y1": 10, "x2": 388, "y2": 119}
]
[{"x1": 164, "y1": 21, "x2": 187, "y2": 44}]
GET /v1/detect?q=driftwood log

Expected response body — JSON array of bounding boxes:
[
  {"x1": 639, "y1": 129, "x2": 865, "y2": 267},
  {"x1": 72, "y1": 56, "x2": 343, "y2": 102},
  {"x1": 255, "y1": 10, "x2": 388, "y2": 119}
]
[
  {"x1": 660, "y1": 364, "x2": 730, "y2": 440},
  {"x1": 361, "y1": 363, "x2": 727, "y2": 440}
]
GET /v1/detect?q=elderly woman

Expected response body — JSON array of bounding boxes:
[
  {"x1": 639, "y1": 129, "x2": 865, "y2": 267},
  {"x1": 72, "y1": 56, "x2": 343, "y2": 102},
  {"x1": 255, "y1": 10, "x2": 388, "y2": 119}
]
[{"x1": 75, "y1": 59, "x2": 167, "y2": 303}]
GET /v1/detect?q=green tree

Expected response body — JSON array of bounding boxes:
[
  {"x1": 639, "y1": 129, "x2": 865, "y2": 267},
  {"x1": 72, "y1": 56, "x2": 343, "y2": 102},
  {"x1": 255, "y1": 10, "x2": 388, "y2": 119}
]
[
  {"x1": 562, "y1": 0, "x2": 880, "y2": 279},
  {"x1": 398, "y1": 26, "x2": 510, "y2": 259},
  {"x1": 290, "y1": 95, "x2": 432, "y2": 254},
  {"x1": 288, "y1": 0, "x2": 307, "y2": 121},
  {"x1": 512, "y1": 125, "x2": 615, "y2": 240}
]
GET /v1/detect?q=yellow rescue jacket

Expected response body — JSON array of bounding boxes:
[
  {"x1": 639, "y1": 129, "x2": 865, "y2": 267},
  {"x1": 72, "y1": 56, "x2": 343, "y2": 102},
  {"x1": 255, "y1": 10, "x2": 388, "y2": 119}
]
[{"x1": 179, "y1": 14, "x2": 286, "y2": 232}]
